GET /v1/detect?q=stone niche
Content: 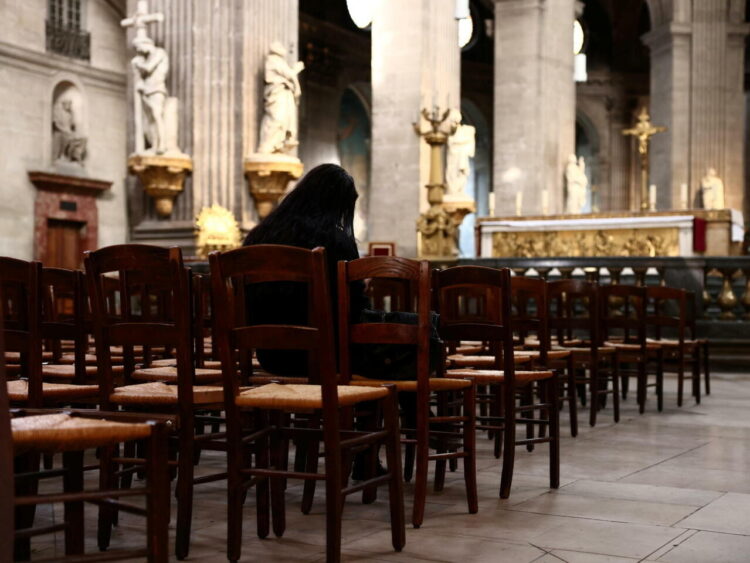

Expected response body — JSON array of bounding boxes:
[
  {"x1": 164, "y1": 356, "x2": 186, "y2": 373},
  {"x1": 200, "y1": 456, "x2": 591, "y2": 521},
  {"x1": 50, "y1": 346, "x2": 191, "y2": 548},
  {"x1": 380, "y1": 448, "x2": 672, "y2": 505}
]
[
  {"x1": 51, "y1": 81, "x2": 88, "y2": 170},
  {"x1": 28, "y1": 172, "x2": 111, "y2": 269}
]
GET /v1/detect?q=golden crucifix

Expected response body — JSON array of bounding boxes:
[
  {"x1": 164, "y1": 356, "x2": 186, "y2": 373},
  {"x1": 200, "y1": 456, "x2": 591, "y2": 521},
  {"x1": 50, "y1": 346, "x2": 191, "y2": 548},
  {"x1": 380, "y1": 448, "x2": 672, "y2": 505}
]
[{"x1": 622, "y1": 107, "x2": 666, "y2": 211}]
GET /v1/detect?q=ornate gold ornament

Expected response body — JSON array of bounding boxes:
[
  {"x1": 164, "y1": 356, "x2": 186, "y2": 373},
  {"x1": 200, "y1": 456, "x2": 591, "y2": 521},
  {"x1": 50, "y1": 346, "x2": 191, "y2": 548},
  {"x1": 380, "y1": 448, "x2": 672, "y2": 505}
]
[
  {"x1": 128, "y1": 153, "x2": 193, "y2": 217},
  {"x1": 491, "y1": 227, "x2": 679, "y2": 258},
  {"x1": 195, "y1": 204, "x2": 242, "y2": 258},
  {"x1": 243, "y1": 156, "x2": 303, "y2": 220},
  {"x1": 622, "y1": 107, "x2": 666, "y2": 211}
]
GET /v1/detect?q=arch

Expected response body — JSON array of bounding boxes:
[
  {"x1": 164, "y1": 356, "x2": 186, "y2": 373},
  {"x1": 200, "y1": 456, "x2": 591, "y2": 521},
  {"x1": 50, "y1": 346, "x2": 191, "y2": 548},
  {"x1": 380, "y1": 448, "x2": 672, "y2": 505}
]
[{"x1": 644, "y1": 0, "x2": 664, "y2": 28}]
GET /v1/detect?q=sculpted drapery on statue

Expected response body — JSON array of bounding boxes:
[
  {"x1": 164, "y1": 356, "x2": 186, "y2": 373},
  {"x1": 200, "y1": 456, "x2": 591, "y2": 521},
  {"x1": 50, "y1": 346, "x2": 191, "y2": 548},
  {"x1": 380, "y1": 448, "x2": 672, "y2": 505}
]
[
  {"x1": 257, "y1": 42, "x2": 305, "y2": 155},
  {"x1": 446, "y1": 123, "x2": 476, "y2": 199},
  {"x1": 131, "y1": 36, "x2": 170, "y2": 154},
  {"x1": 565, "y1": 155, "x2": 588, "y2": 214},
  {"x1": 52, "y1": 97, "x2": 87, "y2": 165},
  {"x1": 701, "y1": 167, "x2": 726, "y2": 210}
]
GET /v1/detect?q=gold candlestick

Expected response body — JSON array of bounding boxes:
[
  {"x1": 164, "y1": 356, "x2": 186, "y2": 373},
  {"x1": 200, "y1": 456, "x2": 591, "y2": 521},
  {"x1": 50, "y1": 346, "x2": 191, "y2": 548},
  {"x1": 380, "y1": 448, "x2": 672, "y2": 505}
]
[{"x1": 413, "y1": 106, "x2": 458, "y2": 259}]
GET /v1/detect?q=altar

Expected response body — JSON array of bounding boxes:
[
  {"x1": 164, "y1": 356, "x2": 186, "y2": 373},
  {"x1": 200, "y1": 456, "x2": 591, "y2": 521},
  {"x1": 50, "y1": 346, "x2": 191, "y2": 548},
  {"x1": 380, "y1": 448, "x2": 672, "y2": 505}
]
[{"x1": 476, "y1": 210, "x2": 745, "y2": 258}]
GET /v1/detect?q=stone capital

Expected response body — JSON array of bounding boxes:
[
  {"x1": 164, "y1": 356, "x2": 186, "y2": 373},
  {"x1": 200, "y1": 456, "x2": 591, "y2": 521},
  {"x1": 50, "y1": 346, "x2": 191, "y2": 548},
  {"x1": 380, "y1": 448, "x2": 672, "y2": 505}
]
[{"x1": 641, "y1": 22, "x2": 692, "y2": 56}]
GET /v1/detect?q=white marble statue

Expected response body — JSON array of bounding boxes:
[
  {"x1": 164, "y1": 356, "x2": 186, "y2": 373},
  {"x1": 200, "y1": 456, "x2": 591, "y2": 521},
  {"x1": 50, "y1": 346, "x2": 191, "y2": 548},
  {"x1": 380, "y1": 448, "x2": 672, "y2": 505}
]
[
  {"x1": 257, "y1": 42, "x2": 305, "y2": 155},
  {"x1": 446, "y1": 123, "x2": 476, "y2": 199},
  {"x1": 565, "y1": 154, "x2": 588, "y2": 214},
  {"x1": 131, "y1": 36, "x2": 171, "y2": 154},
  {"x1": 700, "y1": 167, "x2": 725, "y2": 210},
  {"x1": 52, "y1": 96, "x2": 87, "y2": 165}
]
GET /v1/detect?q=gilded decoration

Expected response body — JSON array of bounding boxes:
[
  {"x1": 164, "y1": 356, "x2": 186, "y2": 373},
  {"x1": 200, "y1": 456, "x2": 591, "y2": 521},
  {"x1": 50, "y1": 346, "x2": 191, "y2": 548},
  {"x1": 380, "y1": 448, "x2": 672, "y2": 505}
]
[
  {"x1": 195, "y1": 204, "x2": 242, "y2": 258},
  {"x1": 492, "y1": 228, "x2": 679, "y2": 258}
]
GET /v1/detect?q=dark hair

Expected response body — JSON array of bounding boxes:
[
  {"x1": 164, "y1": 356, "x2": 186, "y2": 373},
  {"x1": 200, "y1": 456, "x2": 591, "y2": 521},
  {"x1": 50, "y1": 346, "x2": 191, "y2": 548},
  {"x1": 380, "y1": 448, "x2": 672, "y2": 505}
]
[{"x1": 243, "y1": 163, "x2": 358, "y2": 249}]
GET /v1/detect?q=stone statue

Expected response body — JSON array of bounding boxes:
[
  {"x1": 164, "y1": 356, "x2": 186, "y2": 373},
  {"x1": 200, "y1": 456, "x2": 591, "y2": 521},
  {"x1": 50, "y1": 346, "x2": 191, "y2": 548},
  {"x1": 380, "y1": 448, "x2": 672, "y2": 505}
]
[
  {"x1": 565, "y1": 154, "x2": 588, "y2": 214},
  {"x1": 52, "y1": 97, "x2": 87, "y2": 165},
  {"x1": 700, "y1": 167, "x2": 725, "y2": 210},
  {"x1": 446, "y1": 123, "x2": 476, "y2": 198},
  {"x1": 131, "y1": 36, "x2": 170, "y2": 154},
  {"x1": 257, "y1": 42, "x2": 305, "y2": 155}
]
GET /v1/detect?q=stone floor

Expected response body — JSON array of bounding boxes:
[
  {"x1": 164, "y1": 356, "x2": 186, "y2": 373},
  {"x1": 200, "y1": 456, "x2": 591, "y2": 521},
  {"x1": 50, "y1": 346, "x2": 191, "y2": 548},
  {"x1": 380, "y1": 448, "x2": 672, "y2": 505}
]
[{"x1": 28, "y1": 370, "x2": 750, "y2": 562}]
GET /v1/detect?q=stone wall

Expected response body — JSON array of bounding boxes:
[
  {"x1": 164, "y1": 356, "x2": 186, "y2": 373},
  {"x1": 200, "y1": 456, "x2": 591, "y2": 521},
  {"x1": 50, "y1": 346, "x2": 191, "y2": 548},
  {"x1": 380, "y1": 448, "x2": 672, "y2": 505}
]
[{"x1": 0, "y1": 0, "x2": 128, "y2": 259}]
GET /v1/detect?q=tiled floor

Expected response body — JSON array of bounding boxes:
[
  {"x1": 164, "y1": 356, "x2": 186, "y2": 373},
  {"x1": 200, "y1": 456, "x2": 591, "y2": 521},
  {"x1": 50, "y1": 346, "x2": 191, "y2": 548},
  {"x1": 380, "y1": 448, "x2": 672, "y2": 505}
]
[{"x1": 29, "y1": 370, "x2": 750, "y2": 562}]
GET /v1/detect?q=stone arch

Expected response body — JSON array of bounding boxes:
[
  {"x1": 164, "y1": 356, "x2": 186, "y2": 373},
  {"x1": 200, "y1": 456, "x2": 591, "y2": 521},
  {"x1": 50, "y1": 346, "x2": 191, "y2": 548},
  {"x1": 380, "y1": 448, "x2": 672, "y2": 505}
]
[{"x1": 644, "y1": 0, "x2": 663, "y2": 28}]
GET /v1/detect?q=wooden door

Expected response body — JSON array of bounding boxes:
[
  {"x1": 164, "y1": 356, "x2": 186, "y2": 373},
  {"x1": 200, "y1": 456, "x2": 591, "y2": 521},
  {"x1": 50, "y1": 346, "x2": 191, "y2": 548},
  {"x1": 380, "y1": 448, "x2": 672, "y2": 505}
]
[{"x1": 45, "y1": 219, "x2": 84, "y2": 269}]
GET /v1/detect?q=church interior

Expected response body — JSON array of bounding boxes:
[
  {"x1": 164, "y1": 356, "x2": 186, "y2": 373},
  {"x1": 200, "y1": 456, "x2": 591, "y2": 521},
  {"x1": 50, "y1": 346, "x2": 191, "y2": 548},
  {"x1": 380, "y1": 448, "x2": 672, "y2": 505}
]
[{"x1": 1, "y1": 0, "x2": 750, "y2": 561}]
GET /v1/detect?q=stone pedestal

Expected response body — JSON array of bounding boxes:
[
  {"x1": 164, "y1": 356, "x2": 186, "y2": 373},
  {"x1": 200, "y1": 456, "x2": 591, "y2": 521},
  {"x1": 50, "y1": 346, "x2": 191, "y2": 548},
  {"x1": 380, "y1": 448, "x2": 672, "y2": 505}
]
[
  {"x1": 128, "y1": 153, "x2": 192, "y2": 218},
  {"x1": 443, "y1": 195, "x2": 476, "y2": 250},
  {"x1": 243, "y1": 155, "x2": 303, "y2": 220}
]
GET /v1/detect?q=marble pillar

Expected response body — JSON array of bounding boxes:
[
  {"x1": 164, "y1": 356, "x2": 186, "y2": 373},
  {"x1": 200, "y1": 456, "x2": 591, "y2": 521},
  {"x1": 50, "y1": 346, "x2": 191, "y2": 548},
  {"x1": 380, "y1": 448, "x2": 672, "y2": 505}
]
[
  {"x1": 126, "y1": 0, "x2": 298, "y2": 250},
  {"x1": 645, "y1": 1, "x2": 748, "y2": 213},
  {"x1": 369, "y1": 0, "x2": 460, "y2": 257},
  {"x1": 492, "y1": 0, "x2": 576, "y2": 216}
]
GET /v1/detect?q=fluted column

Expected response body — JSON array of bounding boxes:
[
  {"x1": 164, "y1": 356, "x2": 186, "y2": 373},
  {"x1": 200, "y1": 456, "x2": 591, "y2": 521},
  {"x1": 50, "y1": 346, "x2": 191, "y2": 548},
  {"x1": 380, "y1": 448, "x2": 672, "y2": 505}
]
[
  {"x1": 644, "y1": 1, "x2": 748, "y2": 212},
  {"x1": 492, "y1": 0, "x2": 576, "y2": 216},
  {"x1": 369, "y1": 0, "x2": 460, "y2": 257}
]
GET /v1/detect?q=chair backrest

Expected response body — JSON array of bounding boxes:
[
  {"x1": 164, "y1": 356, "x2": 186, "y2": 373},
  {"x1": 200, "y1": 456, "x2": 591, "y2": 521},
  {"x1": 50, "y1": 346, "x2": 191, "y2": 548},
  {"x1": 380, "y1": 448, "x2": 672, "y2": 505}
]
[
  {"x1": 0, "y1": 289, "x2": 15, "y2": 547},
  {"x1": 41, "y1": 267, "x2": 88, "y2": 380},
  {"x1": 338, "y1": 256, "x2": 430, "y2": 387},
  {"x1": 84, "y1": 244, "x2": 193, "y2": 406},
  {"x1": 209, "y1": 244, "x2": 337, "y2": 401},
  {"x1": 547, "y1": 279, "x2": 601, "y2": 350},
  {"x1": 646, "y1": 286, "x2": 687, "y2": 342},
  {"x1": 598, "y1": 284, "x2": 647, "y2": 347},
  {"x1": 0, "y1": 257, "x2": 44, "y2": 406},
  {"x1": 510, "y1": 276, "x2": 549, "y2": 364},
  {"x1": 431, "y1": 265, "x2": 516, "y2": 382}
]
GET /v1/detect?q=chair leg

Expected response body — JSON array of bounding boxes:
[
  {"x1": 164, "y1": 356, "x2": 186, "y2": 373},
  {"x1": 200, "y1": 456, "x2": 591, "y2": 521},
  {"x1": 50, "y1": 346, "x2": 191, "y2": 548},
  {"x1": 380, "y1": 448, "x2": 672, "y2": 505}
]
[
  {"x1": 270, "y1": 411, "x2": 287, "y2": 538},
  {"x1": 566, "y1": 364, "x2": 578, "y2": 436},
  {"x1": 703, "y1": 343, "x2": 711, "y2": 395},
  {"x1": 301, "y1": 414, "x2": 320, "y2": 515},
  {"x1": 547, "y1": 377, "x2": 560, "y2": 489},
  {"x1": 175, "y1": 420, "x2": 195, "y2": 561},
  {"x1": 254, "y1": 411, "x2": 270, "y2": 540},
  {"x1": 226, "y1": 421, "x2": 246, "y2": 563},
  {"x1": 147, "y1": 425, "x2": 170, "y2": 563},
  {"x1": 588, "y1": 363, "x2": 599, "y2": 428},
  {"x1": 382, "y1": 390, "x2": 405, "y2": 552},
  {"x1": 656, "y1": 353, "x2": 664, "y2": 412},
  {"x1": 463, "y1": 384, "x2": 478, "y2": 514},
  {"x1": 637, "y1": 361, "x2": 646, "y2": 414},
  {"x1": 677, "y1": 351, "x2": 684, "y2": 407},
  {"x1": 97, "y1": 445, "x2": 117, "y2": 553},
  {"x1": 612, "y1": 361, "x2": 621, "y2": 423},
  {"x1": 499, "y1": 396, "x2": 516, "y2": 499},
  {"x1": 323, "y1": 413, "x2": 343, "y2": 563},
  {"x1": 62, "y1": 450, "x2": 85, "y2": 556},
  {"x1": 523, "y1": 386, "x2": 535, "y2": 452},
  {"x1": 411, "y1": 402, "x2": 430, "y2": 529}
]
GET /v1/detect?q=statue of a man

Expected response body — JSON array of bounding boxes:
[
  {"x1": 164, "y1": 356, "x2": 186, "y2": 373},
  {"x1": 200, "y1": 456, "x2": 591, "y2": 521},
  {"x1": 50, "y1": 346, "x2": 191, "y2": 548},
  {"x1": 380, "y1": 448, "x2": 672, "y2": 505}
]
[
  {"x1": 257, "y1": 42, "x2": 304, "y2": 155},
  {"x1": 446, "y1": 124, "x2": 476, "y2": 198},
  {"x1": 52, "y1": 98, "x2": 87, "y2": 165},
  {"x1": 700, "y1": 167, "x2": 725, "y2": 210},
  {"x1": 132, "y1": 36, "x2": 169, "y2": 154},
  {"x1": 565, "y1": 154, "x2": 588, "y2": 214}
]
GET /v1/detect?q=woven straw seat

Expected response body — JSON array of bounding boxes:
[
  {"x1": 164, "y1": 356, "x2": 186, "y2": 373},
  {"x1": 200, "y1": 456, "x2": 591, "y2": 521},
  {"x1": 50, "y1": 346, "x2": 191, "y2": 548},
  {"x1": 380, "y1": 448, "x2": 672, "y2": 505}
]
[
  {"x1": 5, "y1": 351, "x2": 54, "y2": 362},
  {"x1": 446, "y1": 369, "x2": 554, "y2": 384},
  {"x1": 605, "y1": 341, "x2": 661, "y2": 351},
  {"x1": 59, "y1": 353, "x2": 124, "y2": 365},
  {"x1": 148, "y1": 358, "x2": 255, "y2": 369},
  {"x1": 42, "y1": 364, "x2": 98, "y2": 379},
  {"x1": 349, "y1": 375, "x2": 471, "y2": 392},
  {"x1": 454, "y1": 345, "x2": 484, "y2": 355},
  {"x1": 247, "y1": 375, "x2": 309, "y2": 385},
  {"x1": 7, "y1": 380, "x2": 99, "y2": 401},
  {"x1": 11, "y1": 413, "x2": 152, "y2": 454},
  {"x1": 553, "y1": 345, "x2": 615, "y2": 356},
  {"x1": 646, "y1": 338, "x2": 699, "y2": 347},
  {"x1": 447, "y1": 353, "x2": 532, "y2": 367},
  {"x1": 131, "y1": 366, "x2": 223, "y2": 383},
  {"x1": 110, "y1": 382, "x2": 224, "y2": 405},
  {"x1": 518, "y1": 349, "x2": 571, "y2": 361},
  {"x1": 236, "y1": 382, "x2": 388, "y2": 409}
]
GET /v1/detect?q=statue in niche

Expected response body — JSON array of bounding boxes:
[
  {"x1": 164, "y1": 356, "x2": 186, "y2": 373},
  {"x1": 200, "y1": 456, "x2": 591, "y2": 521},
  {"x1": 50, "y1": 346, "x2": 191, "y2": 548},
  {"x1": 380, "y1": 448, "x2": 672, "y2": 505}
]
[
  {"x1": 446, "y1": 123, "x2": 476, "y2": 199},
  {"x1": 565, "y1": 154, "x2": 588, "y2": 214},
  {"x1": 700, "y1": 167, "x2": 725, "y2": 210},
  {"x1": 257, "y1": 42, "x2": 305, "y2": 155},
  {"x1": 131, "y1": 36, "x2": 171, "y2": 154},
  {"x1": 52, "y1": 96, "x2": 87, "y2": 165}
]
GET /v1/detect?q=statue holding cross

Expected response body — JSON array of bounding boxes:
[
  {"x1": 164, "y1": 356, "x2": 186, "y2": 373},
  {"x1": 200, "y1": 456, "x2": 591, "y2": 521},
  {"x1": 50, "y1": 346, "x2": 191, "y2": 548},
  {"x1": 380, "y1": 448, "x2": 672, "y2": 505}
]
[{"x1": 622, "y1": 107, "x2": 666, "y2": 211}]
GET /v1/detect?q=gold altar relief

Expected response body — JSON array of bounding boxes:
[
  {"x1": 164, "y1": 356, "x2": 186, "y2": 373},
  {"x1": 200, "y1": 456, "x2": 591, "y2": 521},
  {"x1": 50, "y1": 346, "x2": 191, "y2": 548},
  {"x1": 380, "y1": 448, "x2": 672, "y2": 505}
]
[
  {"x1": 195, "y1": 204, "x2": 242, "y2": 259},
  {"x1": 491, "y1": 228, "x2": 680, "y2": 258}
]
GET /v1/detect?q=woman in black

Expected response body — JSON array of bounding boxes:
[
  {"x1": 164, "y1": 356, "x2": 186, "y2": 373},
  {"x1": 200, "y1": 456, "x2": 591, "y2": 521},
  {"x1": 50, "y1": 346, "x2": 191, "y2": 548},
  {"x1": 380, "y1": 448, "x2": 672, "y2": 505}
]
[{"x1": 243, "y1": 163, "x2": 368, "y2": 377}]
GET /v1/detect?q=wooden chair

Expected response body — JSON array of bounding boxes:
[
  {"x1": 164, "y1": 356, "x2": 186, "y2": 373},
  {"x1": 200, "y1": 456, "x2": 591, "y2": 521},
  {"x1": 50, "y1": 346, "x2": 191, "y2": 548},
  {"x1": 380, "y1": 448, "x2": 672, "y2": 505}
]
[
  {"x1": 0, "y1": 287, "x2": 171, "y2": 562},
  {"x1": 547, "y1": 279, "x2": 619, "y2": 428},
  {"x1": 1, "y1": 257, "x2": 99, "y2": 408},
  {"x1": 338, "y1": 256, "x2": 477, "y2": 527},
  {"x1": 600, "y1": 284, "x2": 662, "y2": 414},
  {"x1": 209, "y1": 244, "x2": 405, "y2": 563},
  {"x1": 435, "y1": 266, "x2": 559, "y2": 499},
  {"x1": 686, "y1": 291, "x2": 711, "y2": 396},
  {"x1": 646, "y1": 286, "x2": 702, "y2": 407},
  {"x1": 84, "y1": 244, "x2": 225, "y2": 560}
]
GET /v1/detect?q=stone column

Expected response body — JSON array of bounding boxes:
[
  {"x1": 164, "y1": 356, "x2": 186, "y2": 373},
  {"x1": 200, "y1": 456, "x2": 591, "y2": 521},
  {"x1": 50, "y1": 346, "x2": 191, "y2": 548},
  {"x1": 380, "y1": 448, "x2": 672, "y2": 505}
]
[
  {"x1": 492, "y1": 0, "x2": 576, "y2": 216},
  {"x1": 127, "y1": 0, "x2": 298, "y2": 249},
  {"x1": 644, "y1": 1, "x2": 748, "y2": 212},
  {"x1": 369, "y1": 0, "x2": 460, "y2": 257}
]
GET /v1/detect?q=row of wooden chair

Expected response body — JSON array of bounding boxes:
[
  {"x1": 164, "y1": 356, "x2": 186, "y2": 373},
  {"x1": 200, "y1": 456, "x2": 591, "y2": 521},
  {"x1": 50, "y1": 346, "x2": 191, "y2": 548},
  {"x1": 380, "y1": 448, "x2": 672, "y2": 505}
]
[{"x1": 1, "y1": 245, "x2": 708, "y2": 562}]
